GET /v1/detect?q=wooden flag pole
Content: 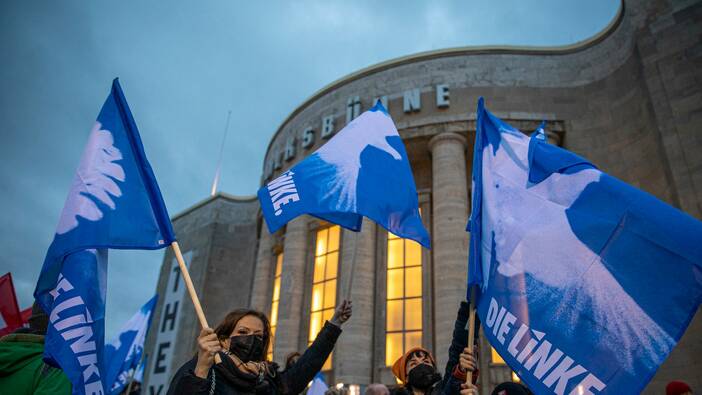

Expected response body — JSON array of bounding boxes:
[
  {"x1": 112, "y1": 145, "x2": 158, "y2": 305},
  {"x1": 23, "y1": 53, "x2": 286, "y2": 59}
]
[
  {"x1": 171, "y1": 241, "x2": 221, "y2": 363},
  {"x1": 466, "y1": 284, "x2": 477, "y2": 385},
  {"x1": 124, "y1": 350, "x2": 144, "y2": 395},
  {"x1": 344, "y1": 231, "x2": 360, "y2": 301}
]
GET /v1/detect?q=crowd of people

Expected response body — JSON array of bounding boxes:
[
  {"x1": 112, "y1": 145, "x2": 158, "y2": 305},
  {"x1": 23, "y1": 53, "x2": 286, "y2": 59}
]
[{"x1": 0, "y1": 299, "x2": 696, "y2": 394}]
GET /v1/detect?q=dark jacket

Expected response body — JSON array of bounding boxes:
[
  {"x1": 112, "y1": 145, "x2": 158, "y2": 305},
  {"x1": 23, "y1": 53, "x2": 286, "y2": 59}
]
[
  {"x1": 391, "y1": 302, "x2": 471, "y2": 395},
  {"x1": 166, "y1": 321, "x2": 342, "y2": 395}
]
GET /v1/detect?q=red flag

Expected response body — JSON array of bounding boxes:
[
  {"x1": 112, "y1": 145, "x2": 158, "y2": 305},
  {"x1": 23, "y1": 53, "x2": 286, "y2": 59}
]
[{"x1": 0, "y1": 273, "x2": 22, "y2": 336}]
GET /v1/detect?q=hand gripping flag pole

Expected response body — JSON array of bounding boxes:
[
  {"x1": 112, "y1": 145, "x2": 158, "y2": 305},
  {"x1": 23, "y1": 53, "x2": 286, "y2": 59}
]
[
  {"x1": 465, "y1": 285, "x2": 477, "y2": 385},
  {"x1": 170, "y1": 241, "x2": 222, "y2": 364}
]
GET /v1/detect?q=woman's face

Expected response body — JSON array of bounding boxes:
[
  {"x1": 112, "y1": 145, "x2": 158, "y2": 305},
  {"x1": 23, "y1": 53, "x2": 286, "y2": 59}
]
[
  {"x1": 405, "y1": 350, "x2": 433, "y2": 375},
  {"x1": 221, "y1": 314, "x2": 265, "y2": 349}
]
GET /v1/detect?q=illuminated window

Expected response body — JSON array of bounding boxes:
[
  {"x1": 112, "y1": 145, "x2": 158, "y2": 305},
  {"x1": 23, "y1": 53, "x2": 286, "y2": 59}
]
[
  {"x1": 512, "y1": 371, "x2": 521, "y2": 383},
  {"x1": 268, "y1": 253, "x2": 283, "y2": 360},
  {"x1": 491, "y1": 347, "x2": 506, "y2": 365},
  {"x1": 309, "y1": 225, "x2": 340, "y2": 370},
  {"x1": 385, "y1": 232, "x2": 423, "y2": 366}
]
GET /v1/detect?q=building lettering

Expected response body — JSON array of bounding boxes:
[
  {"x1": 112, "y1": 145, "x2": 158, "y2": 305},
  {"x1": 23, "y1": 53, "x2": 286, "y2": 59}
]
[
  {"x1": 346, "y1": 95, "x2": 361, "y2": 123},
  {"x1": 145, "y1": 251, "x2": 192, "y2": 395},
  {"x1": 301, "y1": 127, "x2": 314, "y2": 148},
  {"x1": 284, "y1": 136, "x2": 296, "y2": 161},
  {"x1": 321, "y1": 115, "x2": 334, "y2": 139},
  {"x1": 265, "y1": 84, "x2": 452, "y2": 181},
  {"x1": 403, "y1": 88, "x2": 421, "y2": 113},
  {"x1": 436, "y1": 84, "x2": 450, "y2": 108}
]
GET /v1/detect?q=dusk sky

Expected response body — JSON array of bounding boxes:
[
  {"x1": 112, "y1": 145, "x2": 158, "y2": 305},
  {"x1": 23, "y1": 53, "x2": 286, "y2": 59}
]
[{"x1": 1, "y1": 1, "x2": 619, "y2": 339}]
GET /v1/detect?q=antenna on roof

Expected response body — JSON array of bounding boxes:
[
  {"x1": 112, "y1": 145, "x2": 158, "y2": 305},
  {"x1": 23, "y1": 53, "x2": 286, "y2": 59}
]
[{"x1": 210, "y1": 110, "x2": 232, "y2": 197}]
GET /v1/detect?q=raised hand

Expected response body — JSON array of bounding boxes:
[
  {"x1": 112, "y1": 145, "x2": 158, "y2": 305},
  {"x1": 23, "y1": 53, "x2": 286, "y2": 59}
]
[
  {"x1": 195, "y1": 327, "x2": 221, "y2": 378},
  {"x1": 460, "y1": 383, "x2": 479, "y2": 395},
  {"x1": 330, "y1": 299, "x2": 353, "y2": 326},
  {"x1": 459, "y1": 346, "x2": 478, "y2": 373}
]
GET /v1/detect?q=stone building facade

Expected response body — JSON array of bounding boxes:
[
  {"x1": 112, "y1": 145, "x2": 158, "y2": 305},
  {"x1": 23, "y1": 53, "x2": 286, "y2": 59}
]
[{"x1": 143, "y1": 0, "x2": 702, "y2": 393}]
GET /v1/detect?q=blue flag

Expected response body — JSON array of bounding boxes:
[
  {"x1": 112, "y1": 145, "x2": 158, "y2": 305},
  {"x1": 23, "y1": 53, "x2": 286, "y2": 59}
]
[
  {"x1": 258, "y1": 102, "x2": 429, "y2": 247},
  {"x1": 34, "y1": 79, "x2": 176, "y2": 395},
  {"x1": 307, "y1": 372, "x2": 329, "y2": 395},
  {"x1": 103, "y1": 294, "x2": 158, "y2": 395},
  {"x1": 467, "y1": 98, "x2": 702, "y2": 394}
]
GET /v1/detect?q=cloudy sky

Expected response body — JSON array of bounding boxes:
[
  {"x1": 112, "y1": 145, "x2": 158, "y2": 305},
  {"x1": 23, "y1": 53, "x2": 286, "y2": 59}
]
[{"x1": 1, "y1": 1, "x2": 618, "y2": 338}]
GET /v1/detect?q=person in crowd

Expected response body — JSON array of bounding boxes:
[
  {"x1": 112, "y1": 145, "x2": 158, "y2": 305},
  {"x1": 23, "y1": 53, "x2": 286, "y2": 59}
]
[
  {"x1": 324, "y1": 387, "x2": 347, "y2": 395},
  {"x1": 0, "y1": 303, "x2": 71, "y2": 394},
  {"x1": 284, "y1": 351, "x2": 301, "y2": 370},
  {"x1": 390, "y1": 302, "x2": 478, "y2": 395},
  {"x1": 167, "y1": 300, "x2": 352, "y2": 395},
  {"x1": 365, "y1": 383, "x2": 390, "y2": 395},
  {"x1": 489, "y1": 382, "x2": 532, "y2": 395},
  {"x1": 666, "y1": 381, "x2": 693, "y2": 395}
]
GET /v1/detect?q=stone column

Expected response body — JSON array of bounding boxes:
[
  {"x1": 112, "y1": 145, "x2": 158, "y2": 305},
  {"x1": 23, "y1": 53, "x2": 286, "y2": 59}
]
[
  {"x1": 250, "y1": 221, "x2": 274, "y2": 312},
  {"x1": 428, "y1": 132, "x2": 469, "y2": 370},
  {"x1": 334, "y1": 218, "x2": 377, "y2": 385},
  {"x1": 272, "y1": 217, "x2": 309, "y2": 364}
]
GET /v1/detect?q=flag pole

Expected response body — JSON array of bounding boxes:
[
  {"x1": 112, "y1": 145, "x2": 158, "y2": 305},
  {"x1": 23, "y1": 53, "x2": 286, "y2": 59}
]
[
  {"x1": 344, "y1": 231, "x2": 360, "y2": 301},
  {"x1": 124, "y1": 351, "x2": 145, "y2": 395},
  {"x1": 210, "y1": 110, "x2": 232, "y2": 197},
  {"x1": 466, "y1": 284, "x2": 477, "y2": 385},
  {"x1": 125, "y1": 369, "x2": 136, "y2": 394},
  {"x1": 171, "y1": 241, "x2": 222, "y2": 363}
]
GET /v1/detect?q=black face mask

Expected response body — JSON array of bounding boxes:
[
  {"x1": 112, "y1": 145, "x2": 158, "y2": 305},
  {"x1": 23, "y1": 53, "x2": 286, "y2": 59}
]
[
  {"x1": 407, "y1": 363, "x2": 441, "y2": 390},
  {"x1": 229, "y1": 334, "x2": 265, "y2": 363}
]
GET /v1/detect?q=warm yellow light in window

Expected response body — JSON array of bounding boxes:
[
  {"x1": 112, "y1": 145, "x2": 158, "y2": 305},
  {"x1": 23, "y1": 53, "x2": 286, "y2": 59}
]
[
  {"x1": 322, "y1": 352, "x2": 333, "y2": 371},
  {"x1": 325, "y1": 252, "x2": 338, "y2": 278},
  {"x1": 405, "y1": 331, "x2": 422, "y2": 351},
  {"x1": 387, "y1": 269, "x2": 404, "y2": 299},
  {"x1": 269, "y1": 253, "x2": 283, "y2": 360},
  {"x1": 270, "y1": 301, "x2": 279, "y2": 328},
  {"x1": 404, "y1": 298, "x2": 422, "y2": 330},
  {"x1": 405, "y1": 240, "x2": 421, "y2": 266},
  {"x1": 512, "y1": 371, "x2": 521, "y2": 383},
  {"x1": 312, "y1": 284, "x2": 323, "y2": 311},
  {"x1": 272, "y1": 281, "x2": 281, "y2": 302},
  {"x1": 316, "y1": 228, "x2": 328, "y2": 256},
  {"x1": 328, "y1": 226, "x2": 340, "y2": 252},
  {"x1": 309, "y1": 225, "x2": 340, "y2": 371},
  {"x1": 388, "y1": 238, "x2": 403, "y2": 269},
  {"x1": 491, "y1": 347, "x2": 506, "y2": 365},
  {"x1": 385, "y1": 232, "x2": 423, "y2": 366},
  {"x1": 309, "y1": 311, "x2": 322, "y2": 339},
  {"x1": 386, "y1": 300, "x2": 404, "y2": 331},
  {"x1": 404, "y1": 266, "x2": 421, "y2": 298},
  {"x1": 314, "y1": 256, "x2": 326, "y2": 283},
  {"x1": 386, "y1": 333, "x2": 403, "y2": 366}
]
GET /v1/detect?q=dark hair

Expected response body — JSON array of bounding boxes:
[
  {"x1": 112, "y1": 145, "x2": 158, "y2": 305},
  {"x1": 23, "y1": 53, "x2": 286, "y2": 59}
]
[
  {"x1": 285, "y1": 351, "x2": 301, "y2": 369},
  {"x1": 214, "y1": 309, "x2": 271, "y2": 361}
]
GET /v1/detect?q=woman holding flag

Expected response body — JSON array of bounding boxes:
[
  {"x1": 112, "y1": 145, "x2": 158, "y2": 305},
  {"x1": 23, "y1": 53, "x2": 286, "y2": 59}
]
[{"x1": 166, "y1": 300, "x2": 352, "y2": 395}]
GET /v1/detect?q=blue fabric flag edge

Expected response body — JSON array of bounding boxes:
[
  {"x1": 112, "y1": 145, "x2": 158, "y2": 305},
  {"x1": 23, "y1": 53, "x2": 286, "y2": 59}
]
[{"x1": 111, "y1": 78, "x2": 176, "y2": 245}]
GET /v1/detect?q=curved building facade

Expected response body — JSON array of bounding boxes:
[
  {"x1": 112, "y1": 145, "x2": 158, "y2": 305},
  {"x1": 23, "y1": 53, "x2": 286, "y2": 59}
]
[{"x1": 144, "y1": 1, "x2": 702, "y2": 393}]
